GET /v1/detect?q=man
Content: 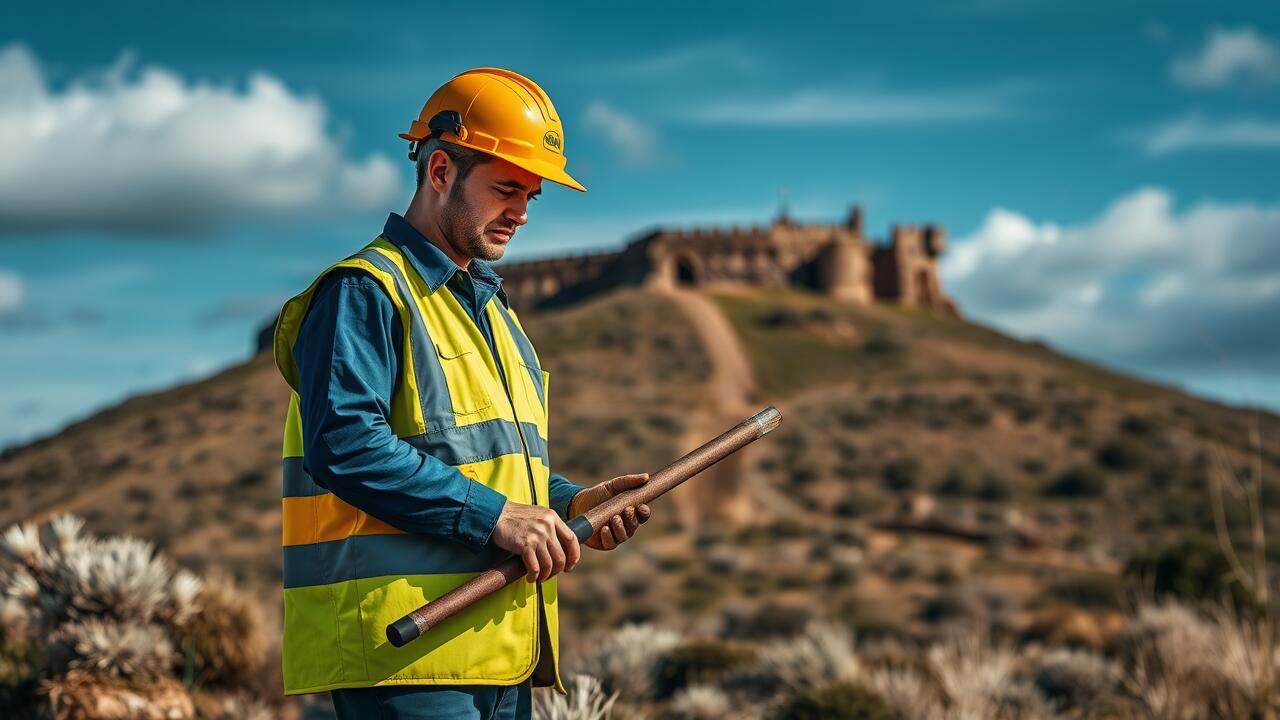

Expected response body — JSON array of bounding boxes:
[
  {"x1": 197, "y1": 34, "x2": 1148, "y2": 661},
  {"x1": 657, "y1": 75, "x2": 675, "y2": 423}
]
[{"x1": 272, "y1": 68, "x2": 652, "y2": 719}]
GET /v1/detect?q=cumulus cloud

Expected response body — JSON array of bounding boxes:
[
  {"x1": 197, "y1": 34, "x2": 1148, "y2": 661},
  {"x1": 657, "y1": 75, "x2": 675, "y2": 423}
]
[
  {"x1": 943, "y1": 187, "x2": 1280, "y2": 379},
  {"x1": 1171, "y1": 26, "x2": 1280, "y2": 88},
  {"x1": 0, "y1": 44, "x2": 401, "y2": 237},
  {"x1": 1142, "y1": 112, "x2": 1280, "y2": 155},
  {"x1": 0, "y1": 269, "x2": 23, "y2": 313},
  {"x1": 583, "y1": 100, "x2": 660, "y2": 168}
]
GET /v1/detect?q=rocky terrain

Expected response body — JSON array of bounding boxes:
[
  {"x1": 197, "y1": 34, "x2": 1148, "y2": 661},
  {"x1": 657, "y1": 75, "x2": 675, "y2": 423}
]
[{"x1": 2, "y1": 285, "x2": 1277, "y2": 717}]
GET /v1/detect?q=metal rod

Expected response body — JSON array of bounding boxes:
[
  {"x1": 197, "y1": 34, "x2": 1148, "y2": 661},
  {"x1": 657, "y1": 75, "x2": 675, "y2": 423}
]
[{"x1": 387, "y1": 406, "x2": 782, "y2": 647}]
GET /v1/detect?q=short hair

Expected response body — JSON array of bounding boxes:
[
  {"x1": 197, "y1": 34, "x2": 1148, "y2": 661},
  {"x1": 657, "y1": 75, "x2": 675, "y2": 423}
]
[{"x1": 415, "y1": 137, "x2": 494, "y2": 191}]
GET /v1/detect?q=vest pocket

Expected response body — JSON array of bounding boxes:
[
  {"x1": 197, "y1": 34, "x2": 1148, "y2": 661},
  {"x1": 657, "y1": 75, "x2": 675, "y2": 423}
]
[
  {"x1": 433, "y1": 341, "x2": 494, "y2": 417},
  {"x1": 519, "y1": 361, "x2": 549, "y2": 422}
]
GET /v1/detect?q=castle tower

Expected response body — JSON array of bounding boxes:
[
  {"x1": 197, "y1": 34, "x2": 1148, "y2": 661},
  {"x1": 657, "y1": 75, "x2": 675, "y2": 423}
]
[
  {"x1": 818, "y1": 231, "x2": 871, "y2": 303},
  {"x1": 870, "y1": 222, "x2": 952, "y2": 312}
]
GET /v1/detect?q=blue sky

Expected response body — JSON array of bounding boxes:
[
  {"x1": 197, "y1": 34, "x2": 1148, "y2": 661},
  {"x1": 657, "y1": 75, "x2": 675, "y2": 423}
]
[{"x1": 2, "y1": 1, "x2": 1278, "y2": 449}]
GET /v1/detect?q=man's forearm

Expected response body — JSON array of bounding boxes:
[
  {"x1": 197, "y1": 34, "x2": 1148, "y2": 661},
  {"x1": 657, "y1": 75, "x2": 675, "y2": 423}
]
[
  {"x1": 293, "y1": 270, "x2": 506, "y2": 553},
  {"x1": 305, "y1": 423, "x2": 507, "y2": 553}
]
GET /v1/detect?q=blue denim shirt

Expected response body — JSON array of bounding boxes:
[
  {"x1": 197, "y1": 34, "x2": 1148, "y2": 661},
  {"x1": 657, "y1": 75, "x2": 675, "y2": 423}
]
[{"x1": 292, "y1": 212, "x2": 586, "y2": 553}]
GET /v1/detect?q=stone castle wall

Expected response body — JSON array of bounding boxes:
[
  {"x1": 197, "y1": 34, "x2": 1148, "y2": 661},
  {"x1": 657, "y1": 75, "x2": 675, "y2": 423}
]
[{"x1": 496, "y1": 204, "x2": 958, "y2": 315}]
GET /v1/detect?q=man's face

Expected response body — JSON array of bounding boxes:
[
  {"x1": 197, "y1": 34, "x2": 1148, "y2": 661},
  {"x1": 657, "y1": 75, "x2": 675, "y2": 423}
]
[{"x1": 440, "y1": 157, "x2": 542, "y2": 263}]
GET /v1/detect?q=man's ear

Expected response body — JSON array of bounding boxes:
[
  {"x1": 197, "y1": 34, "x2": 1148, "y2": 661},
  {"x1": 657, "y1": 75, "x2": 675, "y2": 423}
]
[{"x1": 427, "y1": 149, "x2": 452, "y2": 194}]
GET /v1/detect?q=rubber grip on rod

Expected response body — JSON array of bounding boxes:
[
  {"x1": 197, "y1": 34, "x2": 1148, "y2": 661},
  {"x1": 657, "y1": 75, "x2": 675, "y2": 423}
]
[
  {"x1": 387, "y1": 615, "x2": 422, "y2": 647},
  {"x1": 568, "y1": 515, "x2": 594, "y2": 543}
]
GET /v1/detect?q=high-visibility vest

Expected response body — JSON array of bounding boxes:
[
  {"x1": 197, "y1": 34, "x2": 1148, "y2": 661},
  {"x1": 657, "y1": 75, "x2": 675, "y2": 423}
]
[{"x1": 272, "y1": 235, "x2": 563, "y2": 695}]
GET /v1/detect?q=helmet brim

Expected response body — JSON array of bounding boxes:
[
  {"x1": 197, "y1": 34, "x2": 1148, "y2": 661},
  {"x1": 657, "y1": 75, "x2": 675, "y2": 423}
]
[{"x1": 492, "y1": 151, "x2": 587, "y2": 193}]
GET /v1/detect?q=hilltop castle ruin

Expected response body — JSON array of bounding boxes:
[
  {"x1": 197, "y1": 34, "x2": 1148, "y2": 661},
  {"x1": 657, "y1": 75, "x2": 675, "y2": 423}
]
[
  {"x1": 255, "y1": 203, "x2": 957, "y2": 355},
  {"x1": 496, "y1": 204, "x2": 957, "y2": 315}
]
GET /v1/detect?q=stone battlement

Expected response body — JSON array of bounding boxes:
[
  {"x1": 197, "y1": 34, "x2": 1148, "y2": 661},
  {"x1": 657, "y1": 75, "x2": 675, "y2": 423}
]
[{"x1": 496, "y1": 203, "x2": 958, "y2": 315}]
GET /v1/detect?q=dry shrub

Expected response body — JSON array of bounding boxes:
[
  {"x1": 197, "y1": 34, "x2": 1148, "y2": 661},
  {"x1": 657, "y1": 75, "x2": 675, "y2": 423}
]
[
  {"x1": 863, "y1": 666, "x2": 945, "y2": 720},
  {"x1": 1032, "y1": 647, "x2": 1123, "y2": 715},
  {"x1": 190, "y1": 689, "x2": 274, "y2": 720},
  {"x1": 0, "y1": 516, "x2": 272, "y2": 717},
  {"x1": 927, "y1": 632, "x2": 1050, "y2": 720},
  {"x1": 532, "y1": 674, "x2": 618, "y2": 720},
  {"x1": 47, "y1": 619, "x2": 175, "y2": 682},
  {"x1": 670, "y1": 683, "x2": 733, "y2": 720},
  {"x1": 1, "y1": 517, "x2": 188, "y2": 631},
  {"x1": 570, "y1": 623, "x2": 680, "y2": 702},
  {"x1": 172, "y1": 573, "x2": 266, "y2": 687},
  {"x1": 773, "y1": 681, "x2": 897, "y2": 720},
  {"x1": 1119, "y1": 601, "x2": 1279, "y2": 719},
  {"x1": 727, "y1": 621, "x2": 860, "y2": 699},
  {"x1": 44, "y1": 671, "x2": 193, "y2": 720}
]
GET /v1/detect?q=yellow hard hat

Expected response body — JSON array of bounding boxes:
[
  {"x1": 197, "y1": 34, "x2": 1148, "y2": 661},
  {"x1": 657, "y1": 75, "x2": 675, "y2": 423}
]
[{"x1": 400, "y1": 68, "x2": 586, "y2": 193}]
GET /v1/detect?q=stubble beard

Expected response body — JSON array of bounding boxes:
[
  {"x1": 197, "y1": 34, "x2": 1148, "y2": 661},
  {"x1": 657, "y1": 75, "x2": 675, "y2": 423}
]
[{"x1": 441, "y1": 181, "x2": 509, "y2": 263}]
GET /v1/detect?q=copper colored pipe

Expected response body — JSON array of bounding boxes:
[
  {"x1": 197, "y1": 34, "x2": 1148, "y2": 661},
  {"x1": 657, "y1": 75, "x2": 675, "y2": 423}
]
[{"x1": 387, "y1": 406, "x2": 782, "y2": 647}]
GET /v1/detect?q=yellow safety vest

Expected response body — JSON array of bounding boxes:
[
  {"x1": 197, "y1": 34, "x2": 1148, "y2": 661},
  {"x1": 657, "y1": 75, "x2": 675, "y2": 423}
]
[{"x1": 272, "y1": 235, "x2": 563, "y2": 695}]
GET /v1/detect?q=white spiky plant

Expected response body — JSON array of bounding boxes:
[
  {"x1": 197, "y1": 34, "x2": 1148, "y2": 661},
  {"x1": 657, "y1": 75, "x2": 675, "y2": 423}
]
[
  {"x1": 0, "y1": 514, "x2": 280, "y2": 718},
  {"x1": 571, "y1": 623, "x2": 681, "y2": 702},
  {"x1": 532, "y1": 674, "x2": 619, "y2": 720},
  {"x1": 670, "y1": 683, "x2": 733, "y2": 720},
  {"x1": 736, "y1": 621, "x2": 861, "y2": 695},
  {"x1": 47, "y1": 617, "x2": 175, "y2": 681}
]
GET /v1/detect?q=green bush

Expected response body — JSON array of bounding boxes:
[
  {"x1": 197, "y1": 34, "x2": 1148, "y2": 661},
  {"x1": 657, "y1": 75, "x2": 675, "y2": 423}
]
[
  {"x1": 882, "y1": 458, "x2": 921, "y2": 491},
  {"x1": 1119, "y1": 414, "x2": 1158, "y2": 438},
  {"x1": 862, "y1": 329, "x2": 904, "y2": 356},
  {"x1": 679, "y1": 572, "x2": 726, "y2": 612},
  {"x1": 789, "y1": 462, "x2": 820, "y2": 485},
  {"x1": 1095, "y1": 439, "x2": 1149, "y2": 472},
  {"x1": 656, "y1": 640, "x2": 755, "y2": 698},
  {"x1": 948, "y1": 395, "x2": 993, "y2": 427},
  {"x1": 741, "y1": 601, "x2": 811, "y2": 639},
  {"x1": 762, "y1": 305, "x2": 806, "y2": 328},
  {"x1": 1045, "y1": 466, "x2": 1107, "y2": 498},
  {"x1": 936, "y1": 466, "x2": 973, "y2": 496},
  {"x1": 977, "y1": 472, "x2": 1013, "y2": 501},
  {"x1": 1022, "y1": 458, "x2": 1047, "y2": 475},
  {"x1": 834, "y1": 489, "x2": 885, "y2": 518},
  {"x1": 991, "y1": 390, "x2": 1043, "y2": 423},
  {"x1": 774, "y1": 682, "x2": 896, "y2": 720},
  {"x1": 1044, "y1": 573, "x2": 1126, "y2": 610},
  {"x1": 1125, "y1": 534, "x2": 1253, "y2": 609}
]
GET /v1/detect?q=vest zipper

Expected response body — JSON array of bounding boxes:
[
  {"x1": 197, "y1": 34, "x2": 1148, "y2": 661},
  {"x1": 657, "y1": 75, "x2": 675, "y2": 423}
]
[{"x1": 478, "y1": 304, "x2": 546, "y2": 671}]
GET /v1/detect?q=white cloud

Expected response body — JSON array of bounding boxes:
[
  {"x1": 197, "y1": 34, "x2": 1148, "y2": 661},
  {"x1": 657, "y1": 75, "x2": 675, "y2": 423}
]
[
  {"x1": 0, "y1": 269, "x2": 23, "y2": 313},
  {"x1": 0, "y1": 44, "x2": 401, "y2": 237},
  {"x1": 942, "y1": 187, "x2": 1280, "y2": 378},
  {"x1": 683, "y1": 83, "x2": 1018, "y2": 126},
  {"x1": 1143, "y1": 112, "x2": 1280, "y2": 155},
  {"x1": 583, "y1": 100, "x2": 660, "y2": 168},
  {"x1": 1171, "y1": 26, "x2": 1280, "y2": 88}
]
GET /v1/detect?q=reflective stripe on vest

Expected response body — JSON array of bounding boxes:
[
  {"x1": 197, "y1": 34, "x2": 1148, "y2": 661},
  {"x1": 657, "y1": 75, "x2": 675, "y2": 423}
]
[{"x1": 273, "y1": 237, "x2": 561, "y2": 695}]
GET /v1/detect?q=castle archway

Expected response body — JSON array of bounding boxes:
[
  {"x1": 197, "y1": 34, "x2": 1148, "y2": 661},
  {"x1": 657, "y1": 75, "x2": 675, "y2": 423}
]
[
  {"x1": 916, "y1": 269, "x2": 934, "y2": 306},
  {"x1": 673, "y1": 252, "x2": 702, "y2": 287}
]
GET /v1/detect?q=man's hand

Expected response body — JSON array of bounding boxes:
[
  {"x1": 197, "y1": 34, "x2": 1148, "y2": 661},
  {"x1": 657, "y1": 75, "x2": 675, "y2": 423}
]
[
  {"x1": 490, "y1": 502, "x2": 581, "y2": 582},
  {"x1": 568, "y1": 473, "x2": 653, "y2": 551}
]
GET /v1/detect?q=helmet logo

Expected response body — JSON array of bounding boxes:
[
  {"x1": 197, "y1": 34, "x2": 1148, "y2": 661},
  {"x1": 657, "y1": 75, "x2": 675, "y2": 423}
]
[{"x1": 542, "y1": 130, "x2": 562, "y2": 154}]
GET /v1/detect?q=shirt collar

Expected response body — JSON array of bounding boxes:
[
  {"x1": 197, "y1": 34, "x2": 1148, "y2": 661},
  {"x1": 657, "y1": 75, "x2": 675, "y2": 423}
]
[{"x1": 380, "y1": 212, "x2": 509, "y2": 307}]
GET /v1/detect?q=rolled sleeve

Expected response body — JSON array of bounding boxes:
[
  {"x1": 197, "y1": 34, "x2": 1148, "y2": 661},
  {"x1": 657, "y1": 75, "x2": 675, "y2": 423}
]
[{"x1": 293, "y1": 269, "x2": 506, "y2": 553}]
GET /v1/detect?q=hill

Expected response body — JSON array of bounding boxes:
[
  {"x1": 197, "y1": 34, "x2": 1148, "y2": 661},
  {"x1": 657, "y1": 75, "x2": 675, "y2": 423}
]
[{"x1": 1, "y1": 286, "x2": 1276, "y2": 658}]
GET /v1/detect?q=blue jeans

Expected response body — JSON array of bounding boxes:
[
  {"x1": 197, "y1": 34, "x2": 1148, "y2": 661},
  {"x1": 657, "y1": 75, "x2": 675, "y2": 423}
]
[{"x1": 330, "y1": 681, "x2": 532, "y2": 720}]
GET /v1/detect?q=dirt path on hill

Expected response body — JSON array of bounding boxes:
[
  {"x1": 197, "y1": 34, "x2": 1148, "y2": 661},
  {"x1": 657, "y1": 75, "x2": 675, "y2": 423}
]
[{"x1": 653, "y1": 287, "x2": 803, "y2": 528}]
